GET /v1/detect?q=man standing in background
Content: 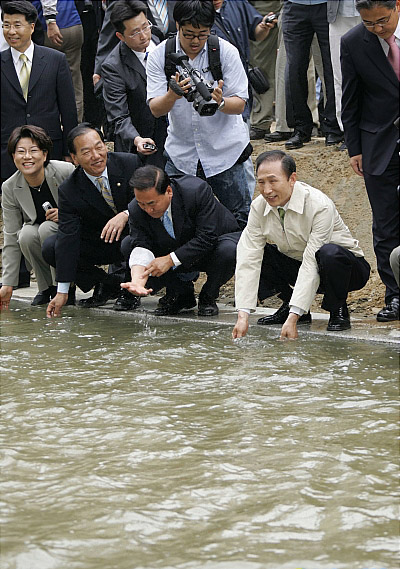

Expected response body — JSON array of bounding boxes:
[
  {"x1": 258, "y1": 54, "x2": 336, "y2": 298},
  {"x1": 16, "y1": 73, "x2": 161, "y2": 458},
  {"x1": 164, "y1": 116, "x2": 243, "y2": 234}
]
[
  {"x1": 248, "y1": 0, "x2": 282, "y2": 140},
  {"x1": 32, "y1": 0, "x2": 84, "y2": 121},
  {"x1": 1, "y1": 0, "x2": 77, "y2": 181},
  {"x1": 327, "y1": 0, "x2": 360, "y2": 141},
  {"x1": 341, "y1": 0, "x2": 399, "y2": 321},
  {"x1": 282, "y1": 0, "x2": 343, "y2": 149},
  {"x1": 101, "y1": 0, "x2": 167, "y2": 166}
]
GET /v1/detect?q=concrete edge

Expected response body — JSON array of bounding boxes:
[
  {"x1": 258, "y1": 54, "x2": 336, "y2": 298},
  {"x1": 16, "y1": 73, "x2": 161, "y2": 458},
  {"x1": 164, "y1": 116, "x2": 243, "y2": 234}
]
[{"x1": 8, "y1": 286, "x2": 400, "y2": 347}]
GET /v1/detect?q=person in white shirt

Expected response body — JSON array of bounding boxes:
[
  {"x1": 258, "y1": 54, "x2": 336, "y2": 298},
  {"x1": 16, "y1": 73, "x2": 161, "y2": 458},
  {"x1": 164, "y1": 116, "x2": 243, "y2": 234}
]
[{"x1": 232, "y1": 150, "x2": 370, "y2": 340}]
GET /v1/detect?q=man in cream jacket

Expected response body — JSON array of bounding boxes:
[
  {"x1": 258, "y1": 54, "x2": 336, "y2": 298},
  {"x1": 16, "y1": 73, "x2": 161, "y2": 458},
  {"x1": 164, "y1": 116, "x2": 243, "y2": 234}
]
[{"x1": 232, "y1": 150, "x2": 370, "y2": 340}]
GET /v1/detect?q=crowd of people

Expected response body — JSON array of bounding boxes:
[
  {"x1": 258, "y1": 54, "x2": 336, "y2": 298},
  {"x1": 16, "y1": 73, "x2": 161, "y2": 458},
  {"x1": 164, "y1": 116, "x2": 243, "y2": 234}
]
[{"x1": 0, "y1": 0, "x2": 399, "y2": 340}]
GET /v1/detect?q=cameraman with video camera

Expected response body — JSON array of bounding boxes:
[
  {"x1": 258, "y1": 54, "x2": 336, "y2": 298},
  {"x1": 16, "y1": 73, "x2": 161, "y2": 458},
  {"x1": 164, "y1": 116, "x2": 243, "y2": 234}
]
[{"x1": 146, "y1": 0, "x2": 251, "y2": 229}]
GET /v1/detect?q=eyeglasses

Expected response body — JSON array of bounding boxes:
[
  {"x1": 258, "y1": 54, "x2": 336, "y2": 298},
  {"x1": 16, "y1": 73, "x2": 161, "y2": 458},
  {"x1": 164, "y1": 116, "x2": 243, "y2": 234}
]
[
  {"x1": 362, "y1": 13, "x2": 392, "y2": 28},
  {"x1": 126, "y1": 20, "x2": 152, "y2": 39},
  {"x1": 15, "y1": 148, "x2": 42, "y2": 157},
  {"x1": 181, "y1": 30, "x2": 211, "y2": 41},
  {"x1": 2, "y1": 23, "x2": 29, "y2": 31}
]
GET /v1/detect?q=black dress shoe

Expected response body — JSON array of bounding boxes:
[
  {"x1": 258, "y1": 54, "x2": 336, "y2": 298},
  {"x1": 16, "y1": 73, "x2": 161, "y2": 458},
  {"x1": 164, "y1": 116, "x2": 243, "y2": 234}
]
[
  {"x1": 113, "y1": 289, "x2": 141, "y2": 311},
  {"x1": 257, "y1": 302, "x2": 312, "y2": 325},
  {"x1": 325, "y1": 132, "x2": 344, "y2": 146},
  {"x1": 264, "y1": 131, "x2": 293, "y2": 143},
  {"x1": 327, "y1": 303, "x2": 351, "y2": 331},
  {"x1": 78, "y1": 281, "x2": 120, "y2": 308},
  {"x1": 285, "y1": 131, "x2": 311, "y2": 150},
  {"x1": 198, "y1": 292, "x2": 219, "y2": 316},
  {"x1": 250, "y1": 127, "x2": 267, "y2": 140},
  {"x1": 31, "y1": 285, "x2": 57, "y2": 306},
  {"x1": 376, "y1": 297, "x2": 399, "y2": 322},
  {"x1": 65, "y1": 285, "x2": 76, "y2": 306},
  {"x1": 154, "y1": 291, "x2": 196, "y2": 315}
]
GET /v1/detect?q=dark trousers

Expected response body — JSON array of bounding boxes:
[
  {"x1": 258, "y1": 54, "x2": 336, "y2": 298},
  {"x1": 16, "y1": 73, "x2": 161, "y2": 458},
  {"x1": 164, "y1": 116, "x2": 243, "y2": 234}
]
[
  {"x1": 258, "y1": 243, "x2": 370, "y2": 312},
  {"x1": 282, "y1": 1, "x2": 341, "y2": 136},
  {"x1": 80, "y1": 9, "x2": 104, "y2": 127},
  {"x1": 42, "y1": 234, "x2": 126, "y2": 292},
  {"x1": 363, "y1": 147, "x2": 400, "y2": 303},
  {"x1": 121, "y1": 231, "x2": 241, "y2": 299}
]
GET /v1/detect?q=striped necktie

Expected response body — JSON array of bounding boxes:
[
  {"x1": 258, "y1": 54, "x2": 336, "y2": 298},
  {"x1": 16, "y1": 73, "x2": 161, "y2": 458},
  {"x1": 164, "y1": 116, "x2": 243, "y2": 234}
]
[
  {"x1": 385, "y1": 35, "x2": 400, "y2": 81},
  {"x1": 162, "y1": 211, "x2": 175, "y2": 238},
  {"x1": 278, "y1": 207, "x2": 285, "y2": 227},
  {"x1": 19, "y1": 53, "x2": 30, "y2": 101},
  {"x1": 153, "y1": 0, "x2": 169, "y2": 35},
  {"x1": 96, "y1": 176, "x2": 117, "y2": 214}
]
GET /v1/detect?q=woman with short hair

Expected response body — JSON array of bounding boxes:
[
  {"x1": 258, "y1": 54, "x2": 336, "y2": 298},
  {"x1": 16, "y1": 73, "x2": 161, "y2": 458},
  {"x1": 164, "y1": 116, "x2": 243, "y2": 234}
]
[{"x1": 0, "y1": 125, "x2": 75, "y2": 309}]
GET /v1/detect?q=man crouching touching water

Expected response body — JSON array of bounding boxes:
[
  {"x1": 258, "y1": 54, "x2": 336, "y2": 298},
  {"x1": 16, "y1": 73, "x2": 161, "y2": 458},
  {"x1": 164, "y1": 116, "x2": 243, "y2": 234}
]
[
  {"x1": 120, "y1": 165, "x2": 241, "y2": 316},
  {"x1": 232, "y1": 150, "x2": 371, "y2": 340}
]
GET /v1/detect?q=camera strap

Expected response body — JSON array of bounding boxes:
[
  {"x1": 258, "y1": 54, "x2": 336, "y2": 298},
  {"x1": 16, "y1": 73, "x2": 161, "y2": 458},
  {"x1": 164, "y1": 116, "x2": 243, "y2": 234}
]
[{"x1": 164, "y1": 34, "x2": 223, "y2": 83}]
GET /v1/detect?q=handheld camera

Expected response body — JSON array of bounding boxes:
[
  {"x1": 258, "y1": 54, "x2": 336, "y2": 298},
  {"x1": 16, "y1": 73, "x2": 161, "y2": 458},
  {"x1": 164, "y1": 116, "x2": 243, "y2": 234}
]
[{"x1": 167, "y1": 53, "x2": 219, "y2": 117}]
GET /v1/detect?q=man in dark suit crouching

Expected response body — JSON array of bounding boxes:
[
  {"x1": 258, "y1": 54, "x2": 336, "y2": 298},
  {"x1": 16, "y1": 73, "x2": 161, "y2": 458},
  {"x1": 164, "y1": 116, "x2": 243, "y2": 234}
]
[
  {"x1": 43, "y1": 123, "x2": 142, "y2": 318},
  {"x1": 120, "y1": 165, "x2": 241, "y2": 316}
]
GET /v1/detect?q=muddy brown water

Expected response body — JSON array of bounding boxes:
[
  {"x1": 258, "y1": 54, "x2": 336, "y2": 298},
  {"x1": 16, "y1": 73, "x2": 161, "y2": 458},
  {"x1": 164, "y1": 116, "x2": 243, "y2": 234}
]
[{"x1": 1, "y1": 303, "x2": 399, "y2": 569}]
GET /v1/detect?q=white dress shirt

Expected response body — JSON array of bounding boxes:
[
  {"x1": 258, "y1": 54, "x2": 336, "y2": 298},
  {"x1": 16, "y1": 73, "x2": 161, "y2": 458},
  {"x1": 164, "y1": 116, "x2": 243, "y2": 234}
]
[
  {"x1": 11, "y1": 41, "x2": 34, "y2": 75},
  {"x1": 132, "y1": 39, "x2": 157, "y2": 67},
  {"x1": 129, "y1": 204, "x2": 181, "y2": 269},
  {"x1": 146, "y1": 35, "x2": 249, "y2": 178}
]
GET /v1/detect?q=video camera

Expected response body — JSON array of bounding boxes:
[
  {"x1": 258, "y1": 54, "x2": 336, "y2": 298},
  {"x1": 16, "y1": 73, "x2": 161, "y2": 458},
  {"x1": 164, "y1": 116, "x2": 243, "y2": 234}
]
[{"x1": 167, "y1": 53, "x2": 219, "y2": 117}]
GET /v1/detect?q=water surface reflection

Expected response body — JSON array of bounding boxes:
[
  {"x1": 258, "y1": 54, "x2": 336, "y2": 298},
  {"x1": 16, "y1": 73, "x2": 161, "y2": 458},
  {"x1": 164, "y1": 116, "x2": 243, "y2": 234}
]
[{"x1": 1, "y1": 304, "x2": 399, "y2": 569}]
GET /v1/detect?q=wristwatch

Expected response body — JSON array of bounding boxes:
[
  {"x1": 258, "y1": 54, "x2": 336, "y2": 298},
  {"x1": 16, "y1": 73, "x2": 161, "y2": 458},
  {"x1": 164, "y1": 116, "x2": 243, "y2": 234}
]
[
  {"x1": 45, "y1": 17, "x2": 57, "y2": 24},
  {"x1": 218, "y1": 98, "x2": 225, "y2": 111}
]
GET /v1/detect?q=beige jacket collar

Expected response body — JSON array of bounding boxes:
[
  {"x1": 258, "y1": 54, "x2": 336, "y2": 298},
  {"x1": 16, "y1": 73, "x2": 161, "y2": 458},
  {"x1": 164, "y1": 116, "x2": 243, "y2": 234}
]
[{"x1": 262, "y1": 181, "x2": 307, "y2": 218}]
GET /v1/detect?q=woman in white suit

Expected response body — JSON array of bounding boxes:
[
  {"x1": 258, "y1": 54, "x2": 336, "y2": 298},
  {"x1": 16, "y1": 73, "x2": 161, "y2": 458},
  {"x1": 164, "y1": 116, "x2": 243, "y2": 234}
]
[{"x1": 0, "y1": 125, "x2": 75, "y2": 309}]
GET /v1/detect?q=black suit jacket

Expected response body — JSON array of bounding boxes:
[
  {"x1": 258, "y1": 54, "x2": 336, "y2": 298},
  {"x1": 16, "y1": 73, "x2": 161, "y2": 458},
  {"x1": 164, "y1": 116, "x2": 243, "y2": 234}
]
[
  {"x1": 55, "y1": 152, "x2": 142, "y2": 282},
  {"x1": 1, "y1": 44, "x2": 78, "y2": 180},
  {"x1": 101, "y1": 40, "x2": 167, "y2": 166},
  {"x1": 128, "y1": 175, "x2": 240, "y2": 267},
  {"x1": 94, "y1": 0, "x2": 176, "y2": 75},
  {"x1": 341, "y1": 23, "x2": 399, "y2": 176}
]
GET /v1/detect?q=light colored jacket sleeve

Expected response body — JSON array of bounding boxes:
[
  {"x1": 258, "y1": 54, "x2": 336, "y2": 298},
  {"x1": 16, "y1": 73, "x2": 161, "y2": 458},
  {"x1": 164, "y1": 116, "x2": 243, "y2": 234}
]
[
  {"x1": 290, "y1": 200, "x2": 336, "y2": 312},
  {"x1": 235, "y1": 198, "x2": 268, "y2": 312},
  {"x1": 1, "y1": 179, "x2": 25, "y2": 287},
  {"x1": 1, "y1": 161, "x2": 75, "y2": 287}
]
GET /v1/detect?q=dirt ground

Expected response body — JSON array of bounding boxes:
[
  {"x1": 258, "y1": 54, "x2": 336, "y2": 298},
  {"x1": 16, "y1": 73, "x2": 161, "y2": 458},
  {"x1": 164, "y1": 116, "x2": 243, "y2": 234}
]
[{"x1": 0, "y1": 137, "x2": 386, "y2": 317}]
